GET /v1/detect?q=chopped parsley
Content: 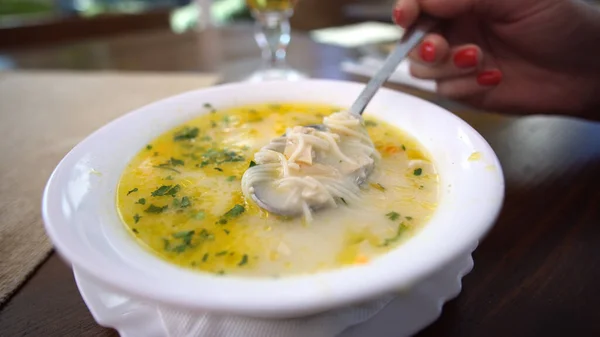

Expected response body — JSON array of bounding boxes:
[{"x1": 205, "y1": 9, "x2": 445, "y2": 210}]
[
  {"x1": 238, "y1": 254, "x2": 249, "y2": 267},
  {"x1": 217, "y1": 218, "x2": 228, "y2": 225},
  {"x1": 226, "y1": 176, "x2": 236, "y2": 182},
  {"x1": 146, "y1": 144, "x2": 153, "y2": 150},
  {"x1": 198, "y1": 229, "x2": 215, "y2": 241},
  {"x1": 164, "y1": 230, "x2": 196, "y2": 253},
  {"x1": 216, "y1": 250, "x2": 228, "y2": 256},
  {"x1": 173, "y1": 126, "x2": 199, "y2": 141},
  {"x1": 126, "y1": 188, "x2": 138, "y2": 196},
  {"x1": 214, "y1": 167, "x2": 223, "y2": 172},
  {"x1": 413, "y1": 168, "x2": 423, "y2": 176},
  {"x1": 249, "y1": 160, "x2": 257, "y2": 168},
  {"x1": 180, "y1": 196, "x2": 191, "y2": 208},
  {"x1": 386, "y1": 211, "x2": 400, "y2": 221},
  {"x1": 136, "y1": 198, "x2": 146, "y2": 205},
  {"x1": 340, "y1": 197, "x2": 348, "y2": 205},
  {"x1": 223, "y1": 229, "x2": 230, "y2": 235},
  {"x1": 151, "y1": 185, "x2": 180, "y2": 197},
  {"x1": 165, "y1": 175, "x2": 174, "y2": 180},
  {"x1": 133, "y1": 214, "x2": 141, "y2": 223},
  {"x1": 169, "y1": 157, "x2": 184, "y2": 166},
  {"x1": 145, "y1": 204, "x2": 168, "y2": 213},
  {"x1": 153, "y1": 165, "x2": 181, "y2": 174},
  {"x1": 364, "y1": 120, "x2": 377, "y2": 127},
  {"x1": 406, "y1": 216, "x2": 413, "y2": 221},
  {"x1": 380, "y1": 223, "x2": 408, "y2": 247},
  {"x1": 151, "y1": 185, "x2": 171, "y2": 197},
  {"x1": 401, "y1": 145, "x2": 406, "y2": 151},
  {"x1": 202, "y1": 253, "x2": 209, "y2": 262},
  {"x1": 132, "y1": 228, "x2": 139, "y2": 234},
  {"x1": 193, "y1": 211, "x2": 206, "y2": 220},
  {"x1": 224, "y1": 204, "x2": 245, "y2": 218}
]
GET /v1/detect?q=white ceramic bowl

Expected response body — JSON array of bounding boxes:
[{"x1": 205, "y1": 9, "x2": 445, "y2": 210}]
[{"x1": 42, "y1": 79, "x2": 504, "y2": 319}]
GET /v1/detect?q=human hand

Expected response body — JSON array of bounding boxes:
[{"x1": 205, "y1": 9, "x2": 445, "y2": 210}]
[{"x1": 393, "y1": 0, "x2": 600, "y2": 114}]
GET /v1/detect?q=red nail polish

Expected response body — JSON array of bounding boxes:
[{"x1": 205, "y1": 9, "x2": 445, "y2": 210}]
[
  {"x1": 420, "y1": 41, "x2": 436, "y2": 63},
  {"x1": 453, "y1": 48, "x2": 478, "y2": 68},
  {"x1": 477, "y1": 70, "x2": 503, "y2": 86},
  {"x1": 392, "y1": 7, "x2": 403, "y2": 26}
]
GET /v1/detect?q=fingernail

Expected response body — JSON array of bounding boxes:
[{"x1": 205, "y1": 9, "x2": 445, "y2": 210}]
[
  {"x1": 420, "y1": 41, "x2": 436, "y2": 63},
  {"x1": 392, "y1": 7, "x2": 403, "y2": 26},
  {"x1": 477, "y1": 70, "x2": 503, "y2": 86},
  {"x1": 453, "y1": 48, "x2": 478, "y2": 68}
]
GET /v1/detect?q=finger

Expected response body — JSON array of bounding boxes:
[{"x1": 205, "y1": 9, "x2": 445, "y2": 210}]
[
  {"x1": 436, "y1": 69, "x2": 503, "y2": 98},
  {"x1": 394, "y1": 0, "x2": 476, "y2": 27},
  {"x1": 409, "y1": 44, "x2": 482, "y2": 80},
  {"x1": 408, "y1": 33, "x2": 450, "y2": 65},
  {"x1": 392, "y1": 0, "x2": 420, "y2": 28}
]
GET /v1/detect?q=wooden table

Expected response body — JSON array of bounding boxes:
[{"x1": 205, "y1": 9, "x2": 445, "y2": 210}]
[{"x1": 1, "y1": 25, "x2": 599, "y2": 337}]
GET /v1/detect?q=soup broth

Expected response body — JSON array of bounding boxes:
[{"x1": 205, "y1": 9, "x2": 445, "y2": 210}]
[{"x1": 117, "y1": 103, "x2": 439, "y2": 277}]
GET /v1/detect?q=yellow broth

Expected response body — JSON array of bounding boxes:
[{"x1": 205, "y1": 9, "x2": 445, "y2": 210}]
[{"x1": 116, "y1": 103, "x2": 439, "y2": 277}]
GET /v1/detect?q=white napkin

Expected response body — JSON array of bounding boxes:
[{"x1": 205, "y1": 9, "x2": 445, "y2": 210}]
[
  {"x1": 310, "y1": 22, "x2": 404, "y2": 48},
  {"x1": 341, "y1": 56, "x2": 437, "y2": 93}
]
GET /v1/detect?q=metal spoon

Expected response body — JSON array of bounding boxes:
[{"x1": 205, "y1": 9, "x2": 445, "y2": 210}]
[{"x1": 251, "y1": 17, "x2": 438, "y2": 217}]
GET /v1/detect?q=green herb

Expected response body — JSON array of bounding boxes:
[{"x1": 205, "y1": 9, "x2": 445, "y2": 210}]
[
  {"x1": 406, "y1": 216, "x2": 413, "y2": 220},
  {"x1": 419, "y1": 185, "x2": 424, "y2": 190},
  {"x1": 401, "y1": 145, "x2": 406, "y2": 151},
  {"x1": 223, "y1": 229, "x2": 230, "y2": 235},
  {"x1": 193, "y1": 211, "x2": 206, "y2": 220},
  {"x1": 151, "y1": 185, "x2": 172, "y2": 197},
  {"x1": 202, "y1": 253, "x2": 209, "y2": 262},
  {"x1": 217, "y1": 219, "x2": 228, "y2": 225},
  {"x1": 136, "y1": 198, "x2": 146, "y2": 205},
  {"x1": 198, "y1": 229, "x2": 215, "y2": 241},
  {"x1": 364, "y1": 120, "x2": 377, "y2": 127},
  {"x1": 165, "y1": 175, "x2": 174, "y2": 180},
  {"x1": 238, "y1": 254, "x2": 248, "y2": 267},
  {"x1": 224, "y1": 204, "x2": 245, "y2": 218},
  {"x1": 386, "y1": 211, "x2": 400, "y2": 221},
  {"x1": 380, "y1": 223, "x2": 408, "y2": 247},
  {"x1": 165, "y1": 185, "x2": 181, "y2": 197},
  {"x1": 180, "y1": 196, "x2": 191, "y2": 208},
  {"x1": 173, "y1": 127, "x2": 199, "y2": 141},
  {"x1": 414, "y1": 168, "x2": 423, "y2": 176},
  {"x1": 216, "y1": 270, "x2": 225, "y2": 275},
  {"x1": 173, "y1": 230, "x2": 194, "y2": 242},
  {"x1": 127, "y1": 188, "x2": 138, "y2": 196},
  {"x1": 226, "y1": 176, "x2": 236, "y2": 182},
  {"x1": 249, "y1": 161, "x2": 257, "y2": 168},
  {"x1": 132, "y1": 228, "x2": 139, "y2": 234},
  {"x1": 145, "y1": 204, "x2": 168, "y2": 213},
  {"x1": 133, "y1": 214, "x2": 141, "y2": 223},
  {"x1": 146, "y1": 144, "x2": 153, "y2": 150},
  {"x1": 191, "y1": 261, "x2": 197, "y2": 267},
  {"x1": 170, "y1": 157, "x2": 184, "y2": 166},
  {"x1": 203, "y1": 103, "x2": 215, "y2": 110},
  {"x1": 340, "y1": 197, "x2": 348, "y2": 205},
  {"x1": 198, "y1": 148, "x2": 245, "y2": 166},
  {"x1": 165, "y1": 230, "x2": 196, "y2": 253},
  {"x1": 216, "y1": 250, "x2": 228, "y2": 256},
  {"x1": 210, "y1": 121, "x2": 217, "y2": 128},
  {"x1": 214, "y1": 167, "x2": 223, "y2": 172},
  {"x1": 222, "y1": 115, "x2": 230, "y2": 123}
]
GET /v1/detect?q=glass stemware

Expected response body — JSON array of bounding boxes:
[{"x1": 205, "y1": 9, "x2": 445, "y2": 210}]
[{"x1": 245, "y1": 0, "x2": 307, "y2": 82}]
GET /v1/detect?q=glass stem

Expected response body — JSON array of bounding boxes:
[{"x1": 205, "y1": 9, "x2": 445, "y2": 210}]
[{"x1": 253, "y1": 11, "x2": 291, "y2": 70}]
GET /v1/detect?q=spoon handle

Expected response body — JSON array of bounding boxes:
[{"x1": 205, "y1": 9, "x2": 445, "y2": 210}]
[{"x1": 349, "y1": 16, "x2": 438, "y2": 116}]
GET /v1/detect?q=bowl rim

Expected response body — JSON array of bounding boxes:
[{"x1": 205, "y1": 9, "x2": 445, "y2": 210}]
[{"x1": 42, "y1": 78, "x2": 505, "y2": 317}]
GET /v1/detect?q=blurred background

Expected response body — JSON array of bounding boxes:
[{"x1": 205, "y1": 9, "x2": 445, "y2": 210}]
[{"x1": 0, "y1": 0, "x2": 399, "y2": 46}]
